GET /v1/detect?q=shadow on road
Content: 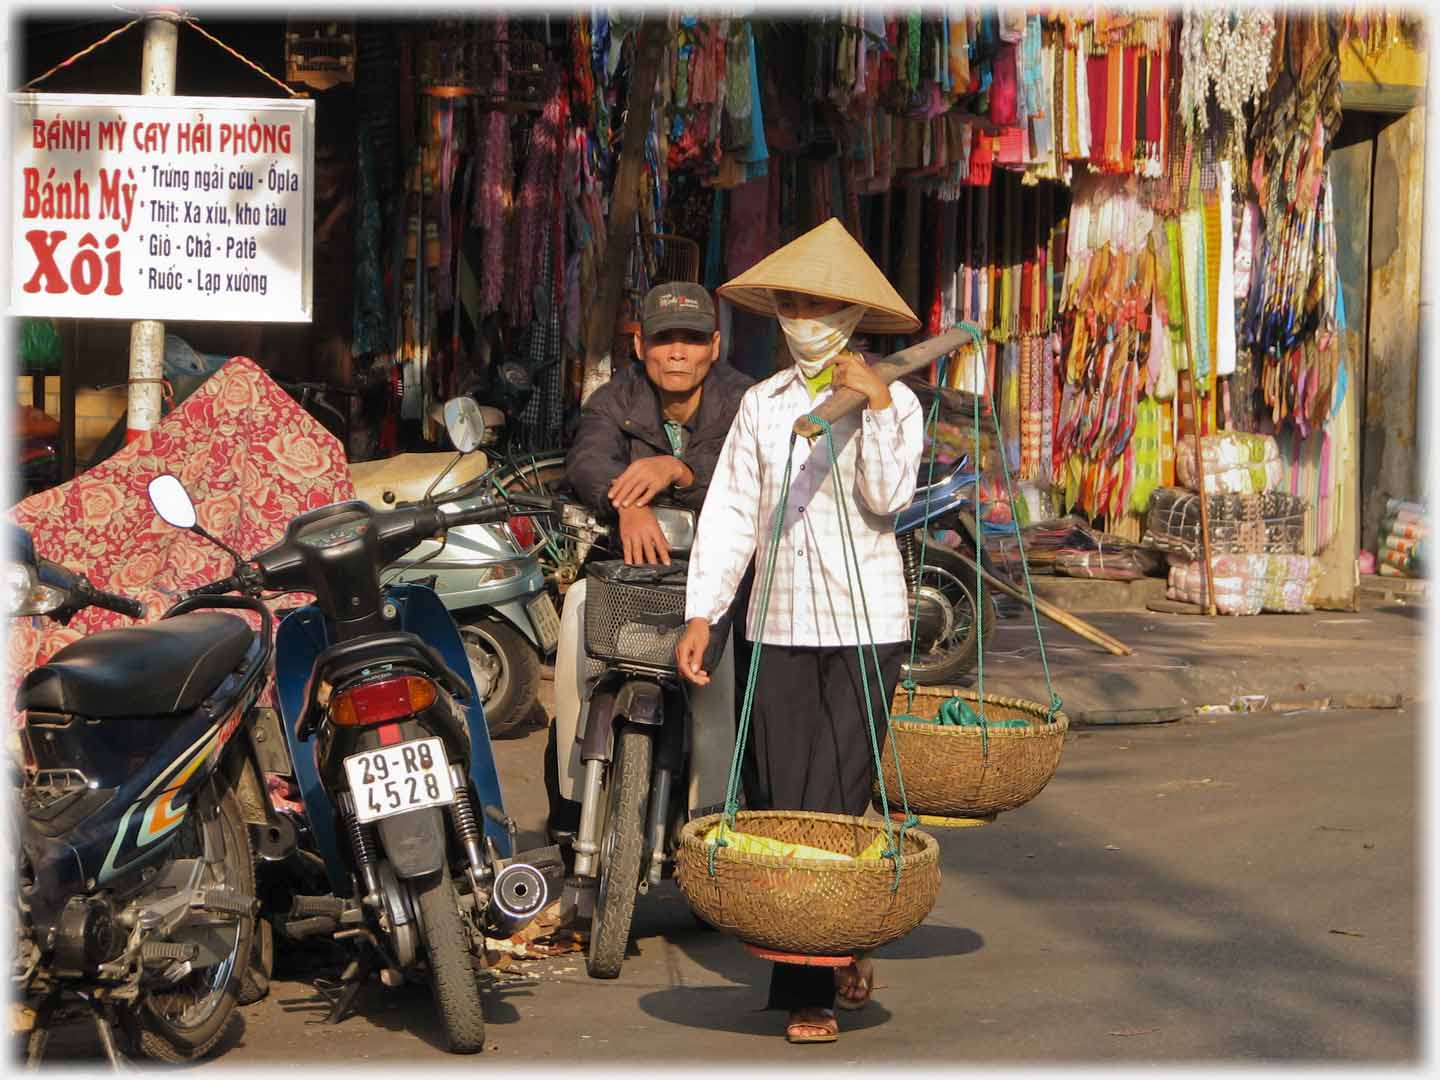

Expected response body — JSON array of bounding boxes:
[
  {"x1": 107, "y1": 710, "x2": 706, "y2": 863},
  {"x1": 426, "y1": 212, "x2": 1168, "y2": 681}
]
[
  {"x1": 636, "y1": 984, "x2": 895, "y2": 1038},
  {"x1": 937, "y1": 721, "x2": 1416, "y2": 1059}
]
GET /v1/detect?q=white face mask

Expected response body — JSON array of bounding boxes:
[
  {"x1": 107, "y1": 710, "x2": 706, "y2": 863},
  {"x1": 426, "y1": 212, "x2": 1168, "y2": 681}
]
[{"x1": 776, "y1": 302, "x2": 866, "y2": 378}]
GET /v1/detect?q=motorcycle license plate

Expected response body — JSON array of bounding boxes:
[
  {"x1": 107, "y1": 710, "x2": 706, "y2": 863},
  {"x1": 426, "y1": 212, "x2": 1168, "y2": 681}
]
[
  {"x1": 343, "y1": 738, "x2": 455, "y2": 824},
  {"x1": 527, "y1": 592, "x2": 561, "y2": 653}
]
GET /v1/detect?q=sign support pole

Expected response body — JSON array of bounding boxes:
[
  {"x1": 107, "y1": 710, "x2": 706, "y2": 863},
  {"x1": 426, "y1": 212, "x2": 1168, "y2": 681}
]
[{"x1": 126, "y1": 10, "x2": 180, "y2": 444}]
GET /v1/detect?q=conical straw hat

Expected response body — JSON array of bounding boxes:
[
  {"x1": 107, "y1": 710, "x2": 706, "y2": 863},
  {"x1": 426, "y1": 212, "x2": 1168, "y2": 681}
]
[{"x1": 718, "y1": 217, "x2": 920, "y2": 334}]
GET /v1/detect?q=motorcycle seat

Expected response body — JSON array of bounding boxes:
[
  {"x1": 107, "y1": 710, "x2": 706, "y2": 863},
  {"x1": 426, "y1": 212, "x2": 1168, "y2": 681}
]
[
  {"x1": 350, "y1": 451, "x2": 490, "y2": 509},
  {"x1": 21, "y1": 612, "x2": 254, "y2": 718}
]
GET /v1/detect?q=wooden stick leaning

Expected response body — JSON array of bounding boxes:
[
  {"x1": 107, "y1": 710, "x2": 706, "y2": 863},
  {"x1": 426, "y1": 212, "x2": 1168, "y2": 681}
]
[
  {"x1": 946, "y1": 544, "x2": 1133, "y2": 658},
  {"x1": 789, "y1": 327, "x2": 1133, "y2": 657}
]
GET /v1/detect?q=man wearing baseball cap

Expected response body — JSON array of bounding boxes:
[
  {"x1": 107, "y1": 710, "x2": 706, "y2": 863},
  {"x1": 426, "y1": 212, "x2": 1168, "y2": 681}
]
[
  {"x1": 549, "y1": 282, "x2": 753, "y2": 854},
  {"x1": 567, "y1": 281, "x2": 753, "y2": 565}
]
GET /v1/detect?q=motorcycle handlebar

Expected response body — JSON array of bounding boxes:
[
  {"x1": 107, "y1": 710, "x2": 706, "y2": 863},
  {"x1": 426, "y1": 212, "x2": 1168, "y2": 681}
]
[
  {"x1": 89, "y1": 588, "x2": 144, "y2": 619},
  {"x1": 187, "y1": 576, "x2": 240, "y2": 598},
  {"x1": 436, "y1": 504, "x2": 512, "y2": 531}
]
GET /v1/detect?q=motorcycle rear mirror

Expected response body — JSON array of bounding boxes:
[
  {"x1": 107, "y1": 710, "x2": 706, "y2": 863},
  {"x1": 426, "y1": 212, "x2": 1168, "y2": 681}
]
[
  {"x1": 148, "y1": 474, "x2": 197, "y2": 530},
  {"x1": 442, "y1": 397, "x2": 487, "y2": 454}
]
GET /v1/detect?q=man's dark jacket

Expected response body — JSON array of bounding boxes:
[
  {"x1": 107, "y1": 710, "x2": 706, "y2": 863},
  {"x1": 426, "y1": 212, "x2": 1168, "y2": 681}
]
[{"x1": 566, "y1": 360, "x2": 754, "y2": 517}]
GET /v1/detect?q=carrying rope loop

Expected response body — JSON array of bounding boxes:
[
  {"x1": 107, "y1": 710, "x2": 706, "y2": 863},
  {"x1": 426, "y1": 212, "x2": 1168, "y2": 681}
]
[
  {"x1": 808, "y1": 414, "x2": 913, "y2": 890},
  {"x1": 716, "y1": 411, "x2": 914, "y2": 893},
  {"x1": 981, "y1": 358, "x2": 1063, "y2": 722}
]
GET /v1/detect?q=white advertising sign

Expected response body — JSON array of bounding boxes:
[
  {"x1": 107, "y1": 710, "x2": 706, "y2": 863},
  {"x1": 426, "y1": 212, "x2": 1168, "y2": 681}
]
[{"x1": 9, "y1": 93, "x2": 315, "y2": 322}]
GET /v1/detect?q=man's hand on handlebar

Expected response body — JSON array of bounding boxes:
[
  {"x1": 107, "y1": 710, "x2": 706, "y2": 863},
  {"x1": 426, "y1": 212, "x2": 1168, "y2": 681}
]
[
  {"x1": 617, "y1": 506, "x2": 671, "y2": 566},
  {"x1": 676, "y1": 618, "x2": 711, "y2": 685}
]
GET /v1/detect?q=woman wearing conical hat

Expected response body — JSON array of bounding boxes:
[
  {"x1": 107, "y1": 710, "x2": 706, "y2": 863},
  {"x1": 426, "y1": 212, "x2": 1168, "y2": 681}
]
[{"x1": 676, "y1": 218, "x2": 924, "y2": 1044}]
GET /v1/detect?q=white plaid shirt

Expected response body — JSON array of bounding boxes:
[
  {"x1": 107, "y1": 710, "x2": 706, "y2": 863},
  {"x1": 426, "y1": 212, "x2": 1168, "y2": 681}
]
[{"x1": 685, "y1": 366, "x2": 924, "y2": 647}]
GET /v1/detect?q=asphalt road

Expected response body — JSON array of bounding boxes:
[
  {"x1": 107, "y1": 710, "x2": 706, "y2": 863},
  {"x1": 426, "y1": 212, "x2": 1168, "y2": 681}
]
[{"x1": 37, "y1": 705, "x2": 1419, "y2": 1066}]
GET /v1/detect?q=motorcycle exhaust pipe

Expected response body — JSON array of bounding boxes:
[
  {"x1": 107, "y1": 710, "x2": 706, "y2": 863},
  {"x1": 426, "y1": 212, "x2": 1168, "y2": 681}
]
[
  {"x1": 484, "y1": 862, "x2": 548, "y2": 937},
  {"x1": 571, "y1": 759, "x2": 606, "y2": 878}
]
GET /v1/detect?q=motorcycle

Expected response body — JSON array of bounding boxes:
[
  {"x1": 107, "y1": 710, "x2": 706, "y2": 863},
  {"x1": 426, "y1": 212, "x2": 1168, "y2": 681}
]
[
  {"x1": 7, "y1": 519, "x2": 277, "y2": 1065},
  {"x1": 348, "y1": 445, "x2": 560, "y2": 738},
  {"x1": 150, "y1": 398, "x2": 562, "y2": 1053},
  {"x1": 895, "y1": 449, "x2": 1001, "y2": 684},
  {"x1": 540, "y1": 496, "x2": 737, "y2": 979}
]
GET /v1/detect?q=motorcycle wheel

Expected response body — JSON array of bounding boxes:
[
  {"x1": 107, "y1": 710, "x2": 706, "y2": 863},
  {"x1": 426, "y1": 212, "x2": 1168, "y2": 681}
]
[
  {"x1": 413, "y1": 870, "x2": 487, "y2": 1053},
  {"x1": 901, "y1": 537, "x2": 998, "y2": 687},
  {"x1": 491, "y1": 452, "x2": 583, "y2": 592},
  {"x1": 460, "y1": 619, "x2": 540, "y2": 737},
  {"x1": 126, "y1": 783, "x2": 255, "y2": 1062},
  {"x1": 236, "y1": 916, "x2": 273, "y2": 1006},
  {"x1": 587, "y1": 727, "x2": 652, "y2": 979}
]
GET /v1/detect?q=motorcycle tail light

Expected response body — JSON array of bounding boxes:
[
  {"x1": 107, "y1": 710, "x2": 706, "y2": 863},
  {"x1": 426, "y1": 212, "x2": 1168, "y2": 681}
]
[
  {"x1": 509, "y1": 514, "x2": 537, "y2": 549},
  {"x1": 331, "y1": 675, "x2": 438, "y2": 727}
]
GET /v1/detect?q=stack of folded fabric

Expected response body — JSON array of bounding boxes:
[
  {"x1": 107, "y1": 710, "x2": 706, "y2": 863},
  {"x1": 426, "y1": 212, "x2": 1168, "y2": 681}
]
[
  {"x1": 1377, "y1": 498, "x2": 1428, "y2": 578},
  {"x1": 1166, "y1": 552, "x2": 1319, "y2": 614},
  {"x1": 1175, "y1": 432, "x2": 1285, "y2": 496}
]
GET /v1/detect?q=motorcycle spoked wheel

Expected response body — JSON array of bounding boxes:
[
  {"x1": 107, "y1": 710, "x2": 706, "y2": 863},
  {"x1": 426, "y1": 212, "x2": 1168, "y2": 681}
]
[
  {"x1": 901, "y1": 539, "x2": 998, "y2": 687},
  {"x1": 411, "y1": 870, "x2": 487, "y2": 1053},
  {"x1": 586, "y1": 727, "x2": 652, "y2": 980},
  {"x1": 122, "y1": 781, "x2": 255, "y2": 1063},
  {"x1": 460, "y1": 619, "x2": 541, "y2": 738},
  {"x1": 492, "y1": 452, "x2": 583, "y2": 591}
]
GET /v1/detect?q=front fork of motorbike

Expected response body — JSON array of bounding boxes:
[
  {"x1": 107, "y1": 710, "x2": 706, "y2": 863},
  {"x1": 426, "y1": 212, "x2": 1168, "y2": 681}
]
[
  {"x1": 643, "y1": 765, "x2": 672, "y2": 889},
  {"x1": 571, "y1": 760, "x2": 606, "y2": 878}
]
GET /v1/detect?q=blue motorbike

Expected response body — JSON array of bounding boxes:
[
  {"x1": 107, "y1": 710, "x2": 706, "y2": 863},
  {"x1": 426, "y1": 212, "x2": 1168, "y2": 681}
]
[
  {"x1": 8, "y1": 521, "x2": 274, "y2": 1065},
  {"x1": 146, "y1": 399, "x2": 563, "y2": 1055}
]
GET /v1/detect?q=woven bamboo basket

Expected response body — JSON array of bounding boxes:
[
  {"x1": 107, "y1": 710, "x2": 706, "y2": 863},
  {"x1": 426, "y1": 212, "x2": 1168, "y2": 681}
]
[
  {"x1": 876, "y1": 686, "x2": 1069, "y2": 818},
  {"x1": 675, "y1": 810, "x2": 941, "y2": 956}
]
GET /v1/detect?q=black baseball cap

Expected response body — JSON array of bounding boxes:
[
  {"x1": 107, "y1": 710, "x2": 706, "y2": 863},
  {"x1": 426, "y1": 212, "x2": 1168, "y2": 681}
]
[{"x1": 641, "y1": 282, "x2": 716, "y2": 337}]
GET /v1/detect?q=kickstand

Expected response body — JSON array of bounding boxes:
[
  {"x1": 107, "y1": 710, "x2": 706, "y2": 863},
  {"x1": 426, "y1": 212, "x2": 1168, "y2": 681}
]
[
  {"x1": 24, "y1": 996, "x2": 55, "y2": 1069},
  {"x1": 80, "y1": 995, "x2": 127, "y2": 1070},
  {"x1": 315, "y1": 949, "x2": 376, "y2": 1026}
]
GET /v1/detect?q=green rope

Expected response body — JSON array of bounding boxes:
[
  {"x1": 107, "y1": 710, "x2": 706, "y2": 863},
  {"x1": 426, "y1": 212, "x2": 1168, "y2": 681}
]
[
  {"x1": 710, "y1": 443, "x2": 797, "y2": 876},
  {"x1": 808, "y1": 415, "x2": 914, "y2": 891},
  {"x1": 711, "y1": 415, "x2": 919, "y2": 892},
  {"x1": 983, "y1": 376, "x2": 1063, "y2": 721},
  {"x1": 971, "y1": 346, "x2": 989, "y2": 753},
  {"x1": 902, "y1": 393, "x2": 943, "y2": 714}
]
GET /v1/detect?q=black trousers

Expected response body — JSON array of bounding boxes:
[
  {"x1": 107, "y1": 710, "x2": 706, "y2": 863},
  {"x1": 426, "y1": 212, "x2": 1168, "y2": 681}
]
[{"x1": 736, "y1": 641, "x2": 906, "y2": 1011}]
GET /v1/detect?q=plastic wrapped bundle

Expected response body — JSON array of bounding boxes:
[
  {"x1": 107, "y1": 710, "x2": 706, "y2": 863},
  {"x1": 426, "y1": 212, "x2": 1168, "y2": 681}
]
[
  {"x1": 1054, "y1": 547, "x2": 1166, "y2": 581},
  {"x1": 1175, "y1": 432, "x2": 1284, "y2": 495},
  {"x1": 1167, "y1": 554, "x2": 1267, "y2": 615},
  {"x1": 1166, "y1": 553, "x2": 1318, "y2": 614},
  {"x1": 1376, "y1": 498, "x2": 1428, "y2": 578}
]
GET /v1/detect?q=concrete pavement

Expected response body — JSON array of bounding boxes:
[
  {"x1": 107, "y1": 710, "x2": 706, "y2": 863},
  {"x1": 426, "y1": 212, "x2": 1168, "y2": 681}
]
[
  {"x1": 974, "y1": 592, "x2": 1422, "y2": 724},
  {"x1": 38, "y1": 706, "x2": 1417, "y2": 1065}
]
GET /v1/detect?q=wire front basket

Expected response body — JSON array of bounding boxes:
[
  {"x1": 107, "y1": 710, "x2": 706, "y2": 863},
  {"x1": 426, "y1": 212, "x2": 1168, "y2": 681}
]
[{"x1": 583, "y1": 561, "x2": 689, "y2": 675}]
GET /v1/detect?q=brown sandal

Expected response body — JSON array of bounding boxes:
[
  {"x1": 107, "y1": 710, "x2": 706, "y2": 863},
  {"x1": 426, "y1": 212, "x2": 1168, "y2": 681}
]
[
  {"x1": 834, "y1": 959, "x2": 874, "y2": 1011},
  {"x1": 786, "y1": 1007, "x2": 838, "y2": 1044}
]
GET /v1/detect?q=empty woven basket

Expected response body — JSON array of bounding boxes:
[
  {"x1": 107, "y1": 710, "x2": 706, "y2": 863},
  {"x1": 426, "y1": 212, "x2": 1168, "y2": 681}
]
[
  {"x1": 877, "y1": 686, "x2": 1069, "y2": 818},
  {"x1": 676, "y1": 810, "x2": 940, "y2": 956}
]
